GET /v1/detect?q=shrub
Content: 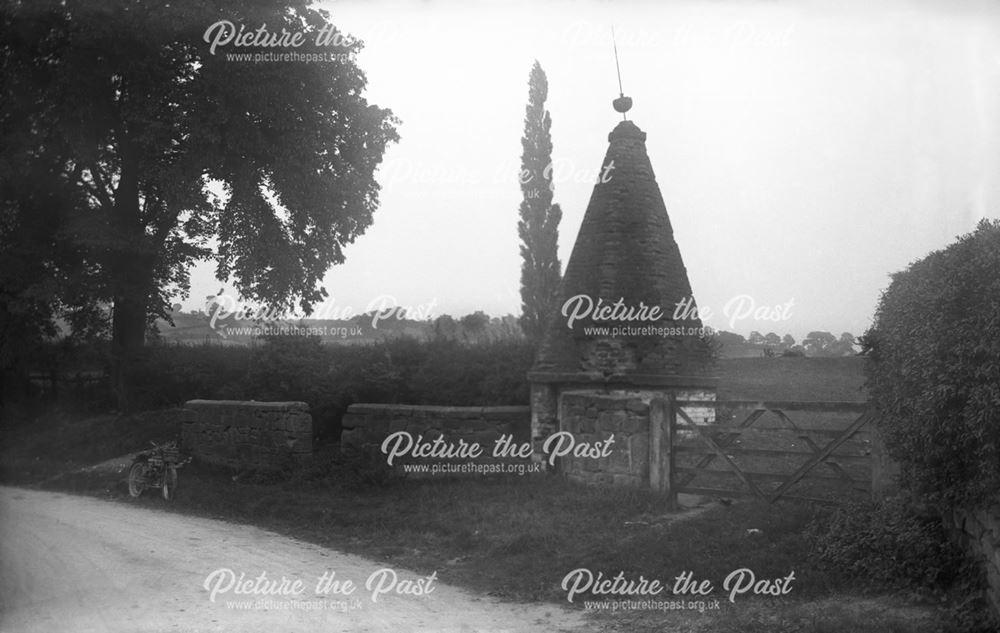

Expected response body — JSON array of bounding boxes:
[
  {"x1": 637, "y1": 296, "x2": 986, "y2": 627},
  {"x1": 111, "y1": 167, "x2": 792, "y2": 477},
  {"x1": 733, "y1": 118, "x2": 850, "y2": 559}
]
[
  {"x1": 34, "y1": 336, "x2": 536, "y2": 443},
  {"x1": 808, "y1": 498, "x2": 966, "y2": 592},
  {"x1": 809, "y1": 499, "x2": 994, "y2": 632},
  {"x1": 862, "y1": 219, "x2": 1000, "y2": 508},
  {"x1": 129, "y1": 343, "x2": 253, "y2": 409},
  {"x1": 409, "y1": 339, "x2": 533, "y2": 405}
]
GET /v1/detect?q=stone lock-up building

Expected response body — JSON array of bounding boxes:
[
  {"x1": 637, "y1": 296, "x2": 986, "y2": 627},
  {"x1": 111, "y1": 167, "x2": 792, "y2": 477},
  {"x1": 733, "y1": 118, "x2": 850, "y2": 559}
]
[{"x1": 528, "y1": 103, "x2": 719, "y2": 488}]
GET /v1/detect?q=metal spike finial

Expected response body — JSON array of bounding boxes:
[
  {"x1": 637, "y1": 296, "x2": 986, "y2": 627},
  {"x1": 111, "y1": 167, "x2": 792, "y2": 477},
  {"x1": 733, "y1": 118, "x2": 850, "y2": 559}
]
[{"x1": 611, "y1": 26, "x2": 632, "y2": 120}]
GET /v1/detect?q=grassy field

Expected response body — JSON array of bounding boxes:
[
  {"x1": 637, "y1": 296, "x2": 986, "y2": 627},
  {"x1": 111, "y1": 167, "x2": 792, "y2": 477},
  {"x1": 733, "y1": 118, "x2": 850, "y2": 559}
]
[
  {"x1": 0, "y1": 356, "x2": 978, "y2": 632},
  {"x1": 718, "y1": 356, "x2": 867, "y2": 402}
]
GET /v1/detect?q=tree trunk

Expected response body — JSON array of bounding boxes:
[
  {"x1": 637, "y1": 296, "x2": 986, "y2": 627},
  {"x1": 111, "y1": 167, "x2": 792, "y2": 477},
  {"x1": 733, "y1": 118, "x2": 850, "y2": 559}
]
[
  {"x1": 109, "y1": 147, "x2": 151, "y2": 413},
  {"x1": 110, "y1": 275, "x2": 149, "y2": 413}
]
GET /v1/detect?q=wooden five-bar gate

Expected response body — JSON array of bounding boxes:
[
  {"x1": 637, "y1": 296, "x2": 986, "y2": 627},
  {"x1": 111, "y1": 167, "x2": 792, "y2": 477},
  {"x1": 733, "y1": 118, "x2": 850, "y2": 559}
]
[{"x1": 648, "y1": 396, "x2": 873, "y2": 507}]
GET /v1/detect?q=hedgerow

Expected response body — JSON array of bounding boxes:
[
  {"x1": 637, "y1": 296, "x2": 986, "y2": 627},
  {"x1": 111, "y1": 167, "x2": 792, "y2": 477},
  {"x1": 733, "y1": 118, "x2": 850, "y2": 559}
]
[
  {"x1": 87, "y1": 336, "x2": 533, "y2": 442},
  {"x1": 862, "y1": 219, "x2": 1000, "y2": 508}
]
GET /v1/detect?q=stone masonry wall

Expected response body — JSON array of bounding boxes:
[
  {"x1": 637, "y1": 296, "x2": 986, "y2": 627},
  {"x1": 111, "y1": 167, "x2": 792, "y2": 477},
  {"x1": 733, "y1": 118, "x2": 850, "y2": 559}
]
[
  {"x1": 181, "y1": 400, "x2": 312, "y2": 470},
  {"x1": 948, "y1": 504, "x2": 1000, "y2": 619},
  {"x1": 558, "y1": 390, "x2": 716, "y2": 488},
  {"x1": 530, "y1": 383, "x2": 559, "y2": 466},
  {"x1": 559, "y1": 393, "x2": 649, "y2": 487},
  {"x1": 341, "y1": 404, "x2": 531, "y2": 472},
  {"x1": 530, "y1": 382, "x2": 715, "y2": 467}
]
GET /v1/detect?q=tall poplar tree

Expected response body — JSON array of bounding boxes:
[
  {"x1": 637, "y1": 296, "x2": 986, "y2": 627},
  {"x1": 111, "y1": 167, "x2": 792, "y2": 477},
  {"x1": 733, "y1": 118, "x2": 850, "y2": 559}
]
[{"x1": 517, "y1": 61, "x2": 562, "y2": 342}]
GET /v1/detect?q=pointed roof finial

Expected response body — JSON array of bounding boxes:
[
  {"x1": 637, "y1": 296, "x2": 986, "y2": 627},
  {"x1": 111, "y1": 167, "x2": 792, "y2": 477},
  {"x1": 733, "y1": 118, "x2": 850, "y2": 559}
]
[{"x1": 612, "y1": 26, "x2": 632, "y2": 120}]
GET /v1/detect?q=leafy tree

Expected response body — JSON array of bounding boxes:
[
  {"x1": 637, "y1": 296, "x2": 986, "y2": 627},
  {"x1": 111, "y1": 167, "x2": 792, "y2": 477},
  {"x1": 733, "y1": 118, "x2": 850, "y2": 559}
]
[
  {"x1": 833, "y1": 332, "x2": 857, "y2": 356},
  {"x1": 748, "y1": 331, "x2": 765, "y2": 346},
  {"x1": 517, "y1": 60, "x2": 562, "y2": 342},
  {"x1": 803, "y1": 331, "x2": 836, "y2": 356},
  {"x1": 715, "y1": 330, "x2": 746, "y2": 345},
  {"x1": 460, "y1": 311, "x2": 490, "y2": 343},
  {"x1": 1, "y1": 41, "x2": 112, "y2": 392},
  {"x1": 782, "y1": 334, "x2": 796, "y2": 348},
  {"x1": 0, "y1": 164, "x2": 83, "y2": 384},
  {"x1": 764, "y1": 332, "x2": 781, "y2": 346},
  {"x1": 460, "y1": 311, "x2": 490, "y2": 331},
  {"x1": 493, "y1": 314, "x2": 524, "y2": 341},
  {"x1": 1, "y1": 1, "x2": 399, "y2": 408},
  {"x1": 432, "y1": 314, "x2": 458, "y2": 341}
]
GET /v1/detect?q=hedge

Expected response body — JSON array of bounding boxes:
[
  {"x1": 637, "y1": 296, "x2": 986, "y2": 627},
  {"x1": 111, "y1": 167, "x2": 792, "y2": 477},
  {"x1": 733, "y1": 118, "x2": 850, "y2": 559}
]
[
  {"x1": 863, "y1": 219, "x2": 1000, "y2": 508},
  {"x1": 115, "y1": 336, "x2": 533, "y2": 443}
]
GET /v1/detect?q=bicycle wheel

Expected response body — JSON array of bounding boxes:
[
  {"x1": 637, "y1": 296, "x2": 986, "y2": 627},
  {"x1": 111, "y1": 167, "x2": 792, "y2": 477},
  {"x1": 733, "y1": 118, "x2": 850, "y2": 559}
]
[{"x1": 127, "y1": 462, "x2": 147, "y2": 498}]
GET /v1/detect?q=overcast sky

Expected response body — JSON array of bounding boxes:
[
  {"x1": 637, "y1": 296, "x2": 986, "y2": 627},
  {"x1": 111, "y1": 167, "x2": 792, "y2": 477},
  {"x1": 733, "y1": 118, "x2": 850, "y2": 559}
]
[{"x1": 183, "y1": 0, "x2": 1000, "y2": 340}]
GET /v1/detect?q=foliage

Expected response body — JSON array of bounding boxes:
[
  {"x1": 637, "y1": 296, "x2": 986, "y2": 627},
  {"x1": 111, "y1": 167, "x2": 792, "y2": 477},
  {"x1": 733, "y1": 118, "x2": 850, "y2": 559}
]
[
  {"x1": 802, "y1": 331, "x2": 836, "y2": 355},
  {"x1": 0, "y1": 404, "x2": 182, "y2": 481},
  {"x1": 517, "y1": 60, "x2": 562, "y2": 341},
  {"x1": 715, "y1": 330, "x2": 748, "y2": 347},
  {"x1": 808, "y1": 499, "x2": 967, "y2": 592},
  {"x1": 863, "y1": 219, "x2": 1000, "y2": 508},
  {"x1": 29, "y1": 337, "x2": 535, "y2": 442},
  {"x1": 126, "y1": 342, "x2": 252, "y2": 409},
  {"x1": 1, "y1": 0, "x2": 399, "y2": 407},
  {"x1": 808, "y1": 499, "x2": 993, "y2": 631},
  {"x1": 0, "y1": 128, "x2": 106, "y2": 378},
  {"x1": 714, "y1": 330, "x2": 853, "y2": 358},
  {"x1": 802, "y1": 331, "x2": 857, "y2": 357},
  {"x1": 430, "y1": 313, "x2": 523, "y2": 343}
]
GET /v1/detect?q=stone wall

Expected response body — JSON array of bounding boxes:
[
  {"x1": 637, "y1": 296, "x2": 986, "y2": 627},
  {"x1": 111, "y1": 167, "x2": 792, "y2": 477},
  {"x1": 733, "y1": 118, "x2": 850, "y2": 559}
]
[
  {"x1": 558, "y1": 390, "x2": 716, "y2": 488},
  {"x1": 948, "y1": 504, "x2": 1000, "y2": 619},
  {"x1": 527, "y1": 374, "x2": 717, "y2": 468},
  {"x1": 181, "y1": 400, "x2": 312, "y2": 470},
  {"x1": 341, "y1": 404, "x2": 531, "y2": 470},
  {"x1": 559, "y1": 393, "x2": 649, "y2": 487},
  {"x1": 530, "y1": 383, "x2": 560, "y2": 465}
]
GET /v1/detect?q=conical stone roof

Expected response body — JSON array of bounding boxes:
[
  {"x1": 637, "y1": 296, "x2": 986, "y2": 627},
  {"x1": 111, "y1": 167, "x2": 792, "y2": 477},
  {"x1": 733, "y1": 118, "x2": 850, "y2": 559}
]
[{"x1": 531, "y1": 119, "x2": 715, "y2": 381}]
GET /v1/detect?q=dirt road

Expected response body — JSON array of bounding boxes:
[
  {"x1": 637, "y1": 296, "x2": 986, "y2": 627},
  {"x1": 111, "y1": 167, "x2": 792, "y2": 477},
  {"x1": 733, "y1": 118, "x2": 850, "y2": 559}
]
[{"x1": 0, "y1": 487, "x2": 593, "y2": 633}]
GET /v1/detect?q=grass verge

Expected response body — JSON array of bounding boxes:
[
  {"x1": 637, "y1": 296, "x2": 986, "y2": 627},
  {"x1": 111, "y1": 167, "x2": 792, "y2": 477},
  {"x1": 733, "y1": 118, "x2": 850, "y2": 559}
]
[{"x1": 0, "y1": 402, "x2": 964, "y2": 633}]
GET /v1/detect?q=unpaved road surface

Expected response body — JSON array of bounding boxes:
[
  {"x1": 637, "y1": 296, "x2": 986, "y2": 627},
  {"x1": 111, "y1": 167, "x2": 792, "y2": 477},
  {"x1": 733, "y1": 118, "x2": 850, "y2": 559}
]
[{"x1": 0, "y1": 487, "x2": 593, "y2": 633}]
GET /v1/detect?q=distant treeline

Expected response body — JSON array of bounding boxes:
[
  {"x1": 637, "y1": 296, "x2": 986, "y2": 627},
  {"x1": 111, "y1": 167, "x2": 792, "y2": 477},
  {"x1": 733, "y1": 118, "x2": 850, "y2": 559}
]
[
  {"x1": 152, "y1": 308, "x2": 523, "y2": 347},
  {"x1": 715, "y1": 330, "x2": 859, "y2": 358},
  {"x1": 155, "y1": 308, "x2": 858, "y2": 359}
]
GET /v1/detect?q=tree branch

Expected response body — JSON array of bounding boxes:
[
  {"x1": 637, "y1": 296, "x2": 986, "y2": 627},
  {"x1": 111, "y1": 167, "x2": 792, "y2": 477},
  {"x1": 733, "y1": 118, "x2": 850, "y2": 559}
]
[{"x1": 86, "y1": 164, "x2": 115, "y2": 211}]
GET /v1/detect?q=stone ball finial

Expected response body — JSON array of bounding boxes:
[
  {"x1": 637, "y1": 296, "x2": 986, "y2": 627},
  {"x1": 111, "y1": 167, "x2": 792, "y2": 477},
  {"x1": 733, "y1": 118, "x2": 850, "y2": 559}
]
[{"x1": 613, "y1": 95, "x2": 632, "y2": 114}]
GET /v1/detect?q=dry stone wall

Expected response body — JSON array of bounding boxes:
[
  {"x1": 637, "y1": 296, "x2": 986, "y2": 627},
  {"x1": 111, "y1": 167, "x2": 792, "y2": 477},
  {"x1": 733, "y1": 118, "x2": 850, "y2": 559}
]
[
  {"x1": 181, "y1": 400, "x2": 313, "y2": 470},
  {"x1": 340, "y1": 394, "x2": 716, "y2": 486},
  {"x1": 948, "y1": 505, "x2": 1000, "y2": 618},
  {"x1": 341, "y1": 404, "x2": 532, "y2": 473}
]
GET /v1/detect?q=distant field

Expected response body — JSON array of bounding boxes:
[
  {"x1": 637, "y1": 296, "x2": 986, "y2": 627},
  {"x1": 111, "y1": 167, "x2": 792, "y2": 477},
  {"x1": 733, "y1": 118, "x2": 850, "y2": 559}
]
[{"x1": 718, "y1": 356, "x2": 867, "y2": 402}]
